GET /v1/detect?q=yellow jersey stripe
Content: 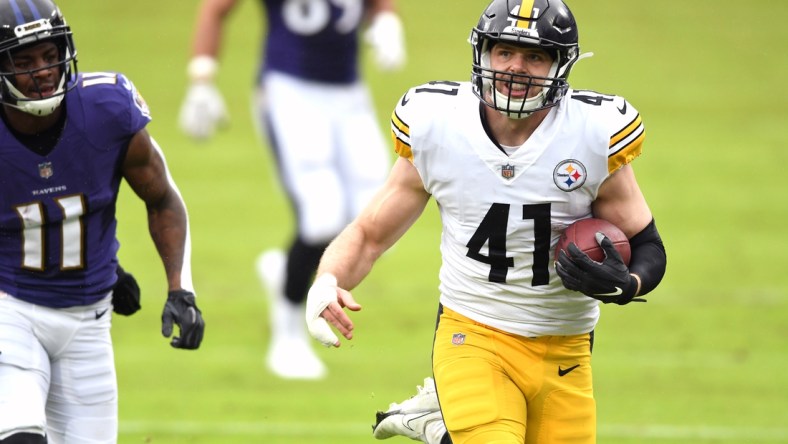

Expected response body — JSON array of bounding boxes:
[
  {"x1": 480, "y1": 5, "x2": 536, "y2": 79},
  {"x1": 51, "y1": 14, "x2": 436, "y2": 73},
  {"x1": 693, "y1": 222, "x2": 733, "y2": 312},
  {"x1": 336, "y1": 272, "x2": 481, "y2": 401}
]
[
  {"x1": 608, "y1": 130, "x2": 645, "y2": 173},
  {"x1": 393, "y1": 137, "x2": 413, "y2": 161},
  {"x1": 610, "y1": 113, "x2": 642, "y2": 147},
  {"x1": 608, "y1": 111, "x2": 645, "y2": 172},
  {"x1": 390, "y1": 109, "x2": 413, "y2": 161},
  {"x1": 391, "y1": 109, "x2": 409, "y2": 138}
]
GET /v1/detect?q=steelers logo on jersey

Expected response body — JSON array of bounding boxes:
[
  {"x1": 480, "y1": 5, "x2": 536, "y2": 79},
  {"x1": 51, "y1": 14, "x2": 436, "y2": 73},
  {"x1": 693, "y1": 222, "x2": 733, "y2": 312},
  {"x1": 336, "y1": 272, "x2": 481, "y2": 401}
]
[{"x1": 553, "y1": 159, "x2": 586, "y2": 192}]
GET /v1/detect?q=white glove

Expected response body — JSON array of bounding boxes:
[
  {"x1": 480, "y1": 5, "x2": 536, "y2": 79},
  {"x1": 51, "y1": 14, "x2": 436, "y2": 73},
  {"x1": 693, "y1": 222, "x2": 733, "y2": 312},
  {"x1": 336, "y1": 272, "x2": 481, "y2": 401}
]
[
  {"x1": 364, "y1": 11, "x2": 406, "y2": 71},
  {"x1": 178, "y1": 56, "x2": 229, "y2": 140},
  {"x1": 305, "y1": 273, "x2": 341, "y2": 347}
]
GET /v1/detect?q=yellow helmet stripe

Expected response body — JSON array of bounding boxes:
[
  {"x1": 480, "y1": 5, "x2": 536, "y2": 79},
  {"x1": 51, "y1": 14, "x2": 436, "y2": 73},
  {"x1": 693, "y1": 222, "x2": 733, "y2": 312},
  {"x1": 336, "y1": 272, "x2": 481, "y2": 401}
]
[{"x1": 516, "y1": 0, "x2": 536, "y2": 29}]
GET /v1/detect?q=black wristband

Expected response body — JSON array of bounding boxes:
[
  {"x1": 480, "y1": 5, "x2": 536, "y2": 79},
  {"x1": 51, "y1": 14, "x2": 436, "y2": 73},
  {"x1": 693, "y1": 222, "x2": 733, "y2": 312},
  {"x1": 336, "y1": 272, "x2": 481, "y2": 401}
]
[{"x1": 628, "y1": 219, "x2": 667, "y2": 296}]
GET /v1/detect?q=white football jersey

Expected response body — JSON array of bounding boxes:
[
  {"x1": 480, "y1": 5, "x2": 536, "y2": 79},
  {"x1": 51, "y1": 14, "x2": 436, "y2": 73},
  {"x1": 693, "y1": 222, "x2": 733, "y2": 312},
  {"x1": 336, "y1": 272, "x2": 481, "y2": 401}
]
[{"x1": 390, "y1": 81, "x2": 645, "y2": 337}]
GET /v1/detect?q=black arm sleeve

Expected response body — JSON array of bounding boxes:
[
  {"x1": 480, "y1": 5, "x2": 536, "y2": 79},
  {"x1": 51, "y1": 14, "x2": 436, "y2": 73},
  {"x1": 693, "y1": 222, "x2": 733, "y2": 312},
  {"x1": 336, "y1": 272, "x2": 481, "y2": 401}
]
[{"x1": 628, "y1": 219, "x2": 667, "y2": 296}]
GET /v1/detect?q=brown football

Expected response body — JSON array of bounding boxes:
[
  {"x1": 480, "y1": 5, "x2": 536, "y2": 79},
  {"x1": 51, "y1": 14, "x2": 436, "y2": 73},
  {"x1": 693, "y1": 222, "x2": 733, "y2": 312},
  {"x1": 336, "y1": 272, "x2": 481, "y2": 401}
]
[{"x1": 554, "y1": 218, "x2": 631, "y2": 265}]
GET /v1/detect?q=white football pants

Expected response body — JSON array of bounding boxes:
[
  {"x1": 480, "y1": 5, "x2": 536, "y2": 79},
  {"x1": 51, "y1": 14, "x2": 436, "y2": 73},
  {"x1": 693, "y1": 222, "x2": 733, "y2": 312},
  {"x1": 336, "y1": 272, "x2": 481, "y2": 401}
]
[
  {"x1": 254, "y1": 71, "x2": 391, "y2": 244},
  {"x1": 0, "y1": 292, "x2": 117, "y2": 443}
]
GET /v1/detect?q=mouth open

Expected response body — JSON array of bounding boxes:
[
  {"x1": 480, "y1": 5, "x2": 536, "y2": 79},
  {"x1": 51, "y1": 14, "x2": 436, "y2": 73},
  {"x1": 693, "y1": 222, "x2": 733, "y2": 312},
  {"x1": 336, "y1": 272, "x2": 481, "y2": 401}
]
[
  {"x1": 496, "y1": 75, "x2": 533, "y2": 99},
  {"x1": 30, "y1": 84, "x2": 56, "y2": 99}
]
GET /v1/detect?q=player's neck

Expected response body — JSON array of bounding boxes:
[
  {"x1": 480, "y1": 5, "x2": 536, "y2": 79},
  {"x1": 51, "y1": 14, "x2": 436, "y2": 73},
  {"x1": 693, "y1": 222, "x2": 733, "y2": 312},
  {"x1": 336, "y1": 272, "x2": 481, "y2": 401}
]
[
  {"x1": 1, "y1": 104, "x2": 63, "y2": 135},
  {"x1": 484, "y1": 105, "x2": 549, "y2": 147}
]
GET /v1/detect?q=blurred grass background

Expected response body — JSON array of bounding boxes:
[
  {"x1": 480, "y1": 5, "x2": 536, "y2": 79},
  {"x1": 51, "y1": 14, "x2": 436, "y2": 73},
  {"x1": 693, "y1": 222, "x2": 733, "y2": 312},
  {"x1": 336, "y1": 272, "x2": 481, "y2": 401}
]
[{"x1": 55, "y1": 1, "x2": 788, "y2": 443}]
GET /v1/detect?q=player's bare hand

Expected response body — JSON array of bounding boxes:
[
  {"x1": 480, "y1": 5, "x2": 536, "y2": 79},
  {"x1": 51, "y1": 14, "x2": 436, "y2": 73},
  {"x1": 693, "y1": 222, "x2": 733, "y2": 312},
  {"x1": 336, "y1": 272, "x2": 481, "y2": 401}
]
[
  {"x1": 305, "y1": 274, "x2": 362, "y2": 347},
  {"x1": 320, "y1": 288, "x2": 361, "y2": 342}
]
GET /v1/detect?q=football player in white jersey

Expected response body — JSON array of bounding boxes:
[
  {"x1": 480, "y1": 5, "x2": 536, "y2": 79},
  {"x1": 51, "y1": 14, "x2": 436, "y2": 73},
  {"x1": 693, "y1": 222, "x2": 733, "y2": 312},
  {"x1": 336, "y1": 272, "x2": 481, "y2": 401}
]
[
  {"x1": 305, "y1": 0, "x2": 667, "y2": 443},
  {"x1": 178, "y1": 0, "x2": 406, "y2": 380}
]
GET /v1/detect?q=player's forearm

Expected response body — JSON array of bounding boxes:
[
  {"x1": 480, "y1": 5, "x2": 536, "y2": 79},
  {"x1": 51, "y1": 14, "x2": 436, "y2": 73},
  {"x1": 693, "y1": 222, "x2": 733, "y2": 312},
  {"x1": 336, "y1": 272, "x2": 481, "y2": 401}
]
[
  {"x1": 627, "y1": 219, "x2": 666, "y2": 296},
  {"x1": 191, "y1": 0, "x2": 237, "y2": 58},
  {"x1": 147, "y1": 192, "x2": 193, "y2": 292},
  {"x1": 317, "y1": 223, "x2": 384, "y2": 291}
]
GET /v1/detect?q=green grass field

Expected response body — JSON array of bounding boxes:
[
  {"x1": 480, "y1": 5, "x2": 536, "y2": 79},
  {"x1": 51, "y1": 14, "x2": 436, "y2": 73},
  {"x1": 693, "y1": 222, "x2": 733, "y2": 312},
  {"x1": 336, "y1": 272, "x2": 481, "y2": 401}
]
[{"x1": 54, "y1": 1, "x2": 788, "y2": 443}]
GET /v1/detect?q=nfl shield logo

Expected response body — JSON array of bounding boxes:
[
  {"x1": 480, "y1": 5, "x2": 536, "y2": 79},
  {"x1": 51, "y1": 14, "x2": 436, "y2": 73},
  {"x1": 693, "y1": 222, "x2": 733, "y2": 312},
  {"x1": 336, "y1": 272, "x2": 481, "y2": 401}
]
[
  {"x1": 38, "y1": 162, "x2": 53, "y2": 179},
  {"x1": 501, "y1": 164, "x2": 515, "y2": 179},
  {"x1": 451, "y1": 333, "x2": 466, "y2": 346}
]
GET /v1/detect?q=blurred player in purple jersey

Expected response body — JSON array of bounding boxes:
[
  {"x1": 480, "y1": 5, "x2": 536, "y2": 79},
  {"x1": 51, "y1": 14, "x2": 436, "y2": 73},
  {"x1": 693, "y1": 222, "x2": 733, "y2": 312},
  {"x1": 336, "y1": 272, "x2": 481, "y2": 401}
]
[
  {"x1": 0, "y1": 0, "x2": 205, "y2": 442},
  {"x1": 179, "y1": 0, "x2": 406, "y2": 380}
]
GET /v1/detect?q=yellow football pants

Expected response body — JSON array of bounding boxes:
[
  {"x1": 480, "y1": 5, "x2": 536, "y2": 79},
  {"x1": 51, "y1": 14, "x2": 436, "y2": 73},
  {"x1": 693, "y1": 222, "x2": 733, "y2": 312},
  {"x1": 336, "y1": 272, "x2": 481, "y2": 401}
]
[{"x1": 433, "y1": 307, "x2": 596, "y2": 444}]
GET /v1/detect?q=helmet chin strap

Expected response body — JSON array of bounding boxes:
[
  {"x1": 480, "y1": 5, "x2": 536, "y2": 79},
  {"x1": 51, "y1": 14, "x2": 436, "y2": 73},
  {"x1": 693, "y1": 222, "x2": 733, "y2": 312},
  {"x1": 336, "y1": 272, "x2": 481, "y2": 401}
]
[{"x1": 3, "y1": 73, "x2": 66, "y2": 116}]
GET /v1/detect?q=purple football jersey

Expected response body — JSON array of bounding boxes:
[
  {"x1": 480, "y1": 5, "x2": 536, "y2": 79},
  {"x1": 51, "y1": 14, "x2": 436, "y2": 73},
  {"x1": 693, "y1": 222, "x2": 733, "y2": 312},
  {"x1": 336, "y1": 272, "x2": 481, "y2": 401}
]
[
  {"x1": 260, "y1": 0, "x2": 363, "y2": 84},
  {"x1": 0, "y1": 72, "x2": 151, "y2": 308}
]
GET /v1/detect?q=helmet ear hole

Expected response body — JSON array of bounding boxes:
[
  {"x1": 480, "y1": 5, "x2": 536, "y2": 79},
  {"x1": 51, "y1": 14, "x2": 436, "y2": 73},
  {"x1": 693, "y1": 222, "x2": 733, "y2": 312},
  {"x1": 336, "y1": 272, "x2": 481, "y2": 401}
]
[{"x1": 552, "y1": 13, "x2": 574, "y2": 32}]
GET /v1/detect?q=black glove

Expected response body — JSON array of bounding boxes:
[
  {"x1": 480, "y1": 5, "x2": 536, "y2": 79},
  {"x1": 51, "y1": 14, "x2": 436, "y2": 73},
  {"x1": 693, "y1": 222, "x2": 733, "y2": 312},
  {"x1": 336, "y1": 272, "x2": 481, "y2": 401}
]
[
  {"x1": 555, "y1": 233, "x2": 644, "y2": 305},
  {"x1": 112, "y1": 265, "x2": 141, "y2": 316},
  {"x1": 161, "y1": 290, "x2": 205, "y2": 349}
]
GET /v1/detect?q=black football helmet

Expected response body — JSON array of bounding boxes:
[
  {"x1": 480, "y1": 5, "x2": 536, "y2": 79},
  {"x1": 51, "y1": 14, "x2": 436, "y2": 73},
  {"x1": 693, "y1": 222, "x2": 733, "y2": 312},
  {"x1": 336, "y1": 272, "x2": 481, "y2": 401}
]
[
  {"x1": 0, "y1": 0, "x2": 77, "y2": 116},
  {"x1": 470, "y1": 0, "x2": 580, "y2": 119}
]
